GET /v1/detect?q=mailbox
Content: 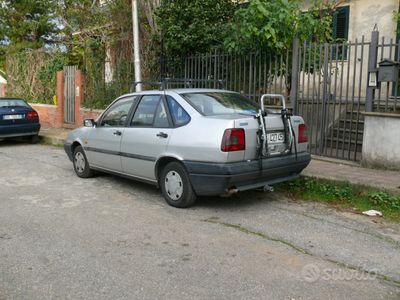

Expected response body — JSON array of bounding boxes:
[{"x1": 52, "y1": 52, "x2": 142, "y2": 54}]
[{"x1": 378, "y1": 59, "x2": 399, "y2": 82}]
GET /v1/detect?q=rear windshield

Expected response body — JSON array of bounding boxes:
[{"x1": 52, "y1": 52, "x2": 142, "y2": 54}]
[
  {"x1": 0, "y1": 99, "x2": 29, "y2": 108},
  {"x1": 181, "y1": 92, "x2": 258, "y2": 116}
]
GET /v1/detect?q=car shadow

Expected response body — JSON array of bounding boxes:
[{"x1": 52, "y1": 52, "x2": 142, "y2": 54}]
[
  {"x1": 195, "y1": 191, "x2": 277, "y2": 209},
  {"x1": 0, "y1": 137, "x2": 33, "y2": 146},
  {"x1": 79, "y1": 170, "x2": 280, "y2": 210}
]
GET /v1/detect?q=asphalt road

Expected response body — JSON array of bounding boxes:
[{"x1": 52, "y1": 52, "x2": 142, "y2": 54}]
[{"x1": 0, "y1": 143, "x2": 399, "y2": 300}]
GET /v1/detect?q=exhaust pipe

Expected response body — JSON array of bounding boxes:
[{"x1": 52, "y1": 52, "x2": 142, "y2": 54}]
[
  {"x1": 263, "y1": 185, "x2": 274, "y2": 192},
  {"x1": 221, "y1": 188, "x2": 239, "y2": 197}
]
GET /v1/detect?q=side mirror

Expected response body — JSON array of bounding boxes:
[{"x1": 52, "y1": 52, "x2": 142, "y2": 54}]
[{"x1": 83, "y1": 119, "x2": 96, "y2": 127}]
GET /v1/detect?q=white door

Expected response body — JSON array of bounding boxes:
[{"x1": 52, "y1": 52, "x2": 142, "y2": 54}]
[
  {"x1": 85, "y1": 97, "x2": 135, "y2": 172},
  {"x1": 121, "y1": 95, "x2": 172, "y2": 181}
]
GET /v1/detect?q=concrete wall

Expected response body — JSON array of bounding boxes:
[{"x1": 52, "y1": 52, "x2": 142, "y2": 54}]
[
  {"x1": 346, "y1": 0, "x2": 398, "y2": 42},
  {"x1": 362, "y1": 112, "x2": 400, "y2": 170},
  {"x1": 302, "y1": 0, "x2": 399, "y2": 40}
]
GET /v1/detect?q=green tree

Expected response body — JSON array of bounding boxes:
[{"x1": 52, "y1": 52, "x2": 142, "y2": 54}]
[
  {"x1": 0, "y1": 0, "x2": 60, "y2": 70},
  {"x1": 225, "y1": 0, "x2": 335, "y2": 53},
  {"x1": 0, "y1": 0, "x2": 60, "y2": 51},
  {"x1": 156, "y1": 0, "x2": 237, "y2": 56},
  {"x1": 57, "y1": 0, "x2": 140, "y2": 108}
]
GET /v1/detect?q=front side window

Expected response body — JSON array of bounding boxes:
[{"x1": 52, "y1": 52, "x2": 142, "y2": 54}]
[
  {"x1": 100, "y1": 98, "x2": 134, "y2": 127},
  {"x1": 181, "y1": 92, "x2": 258, "y2": 116},
  {"x1": 131, "y1": 95, "x2": 170, "y2": 128}
]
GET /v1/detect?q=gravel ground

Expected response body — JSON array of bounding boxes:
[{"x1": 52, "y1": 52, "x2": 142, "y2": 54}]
[{"x1": 0, "y1": 143, "x2": 399, "y2": 300}]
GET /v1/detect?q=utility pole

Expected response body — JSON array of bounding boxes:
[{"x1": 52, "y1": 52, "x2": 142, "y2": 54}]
[{"x1": 132, "y1": 0, "x2": 142, "y2": 92}]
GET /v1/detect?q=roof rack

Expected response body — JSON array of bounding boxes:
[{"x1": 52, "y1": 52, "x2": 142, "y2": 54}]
[{"x1": 130, "y1": 78, "x2": 225, "y2": 92}]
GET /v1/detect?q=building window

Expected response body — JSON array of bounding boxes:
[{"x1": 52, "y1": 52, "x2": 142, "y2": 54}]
[
  {"x1": 332, "y1": 6, "x2": 350, "y2": 60},
  {"x1": 333, "y1": 6, "x2": 349, "y2": 41}
]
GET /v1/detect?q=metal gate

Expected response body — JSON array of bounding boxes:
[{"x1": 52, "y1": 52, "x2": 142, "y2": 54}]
[
  {"x1": 64, "y1": 65, "x2": 77, "y2": 124},
  {"x1": 295, "y1": 38, "x2": 370, "y2": 161}
]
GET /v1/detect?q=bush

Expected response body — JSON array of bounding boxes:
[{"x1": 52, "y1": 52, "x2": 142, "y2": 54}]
[{"x1": 5, "y1": 50, "x2": 65, "y2": 104}]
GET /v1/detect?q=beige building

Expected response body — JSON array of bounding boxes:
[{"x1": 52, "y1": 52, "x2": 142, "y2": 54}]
[
  {"x1": 304, "y1": 0, "x2": 399, "y2": 42},
  {"x1": 340, "y1": 0, "x2": 398, "y2": 42}
]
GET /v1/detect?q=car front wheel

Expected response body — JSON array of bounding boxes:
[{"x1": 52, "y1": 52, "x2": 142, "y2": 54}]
[
  {"x1": 160, "y1": 162, "x2": 196, "y2": 208},
  {"x1": 73, "y1": 145, "x2": 94, "y2": 178}
]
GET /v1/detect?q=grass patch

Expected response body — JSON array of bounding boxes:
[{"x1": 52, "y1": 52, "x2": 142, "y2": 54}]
[
  {"x1": 275, "y1": 177, "x2": 400, "y2": 222},
  {"x1": 38, "y1": 137, "x2": 64, "y2": 148}
]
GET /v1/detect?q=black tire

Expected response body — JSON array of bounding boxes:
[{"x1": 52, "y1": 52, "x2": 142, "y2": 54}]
[
  {"x1": 73, "y1": 146, "x2": 94, "y2": 178},
  {"x1": 160, "y1": 162, "x2": 196, "y2": 208},
  {"x1": 29, "y1": 134, "x2": 40, "y2": 144}
]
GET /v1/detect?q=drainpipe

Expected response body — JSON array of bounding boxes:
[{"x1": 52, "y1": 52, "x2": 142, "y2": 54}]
[{"x1": 132, "y1": 0, "x2": 142, "y2": 92}]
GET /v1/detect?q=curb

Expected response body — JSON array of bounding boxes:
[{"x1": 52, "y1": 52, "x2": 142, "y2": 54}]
[{"x1": 300, "y1": 173, "x2": 400, "y2": 196}]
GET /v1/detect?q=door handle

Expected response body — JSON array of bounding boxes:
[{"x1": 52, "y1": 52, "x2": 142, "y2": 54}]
[
  {"x1": 156, "y1": 132, "x2": 168, "y2": 138},
  {"x1": 113, "y1": 130, "x2": 122, "y2": 136}
]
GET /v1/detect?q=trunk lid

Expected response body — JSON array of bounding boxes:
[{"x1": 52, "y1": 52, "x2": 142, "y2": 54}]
[{"x1": 234, "y1": 113, "x2": 305, "y2": 161}]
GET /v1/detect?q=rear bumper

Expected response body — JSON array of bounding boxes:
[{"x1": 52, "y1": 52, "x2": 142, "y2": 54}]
[
  {"x1": 0, "y1": 123, "x2": 40, "y2": 138},
  {"x1": 183, "y1": 152, "x2": 311, "y2": 196}
]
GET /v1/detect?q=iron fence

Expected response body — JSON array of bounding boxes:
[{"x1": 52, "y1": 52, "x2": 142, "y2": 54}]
[
  {"x1": 161, "y1": 50, "x2": 292, "y2": 104},
  {"x1": 161, "y1": 30, "x2": 400, "y2": 162}
]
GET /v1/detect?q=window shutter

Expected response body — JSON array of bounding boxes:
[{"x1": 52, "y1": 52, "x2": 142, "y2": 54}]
[{"x1": 333, "y1": 6, "x2": 350, "y2": 41}]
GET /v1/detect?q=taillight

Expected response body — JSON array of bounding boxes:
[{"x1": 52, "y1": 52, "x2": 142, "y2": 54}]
[
  {"x1": 221, "y1": 128, "x2": 245, "y2": 152},
  {"x1": 298, "y1": 124, "x2": 308, "y2": 143},
  {"x1": 27, "y1": 111, "x2": 39, "y2": 120}
]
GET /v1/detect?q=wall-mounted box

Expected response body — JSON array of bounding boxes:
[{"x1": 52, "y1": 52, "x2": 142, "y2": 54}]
[{"x1": 378, "y1": 59, "x2": 399, "y2": 82}]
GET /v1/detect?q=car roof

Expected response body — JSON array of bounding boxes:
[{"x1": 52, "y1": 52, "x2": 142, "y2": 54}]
[{"x1": 118, "y1": 88, "x2": 237, "y2": 98}]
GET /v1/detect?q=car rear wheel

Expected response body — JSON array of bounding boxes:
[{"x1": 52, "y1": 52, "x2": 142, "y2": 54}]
[
  {"x1": 160, "y1": 162, "x2": 196, "y2": 208},
  {"x1": 73, "y1": 146, "x2": 94, "y2": 178},
  {"x1": 29, "y1": 134, "x2": 40, "y2": 144}
]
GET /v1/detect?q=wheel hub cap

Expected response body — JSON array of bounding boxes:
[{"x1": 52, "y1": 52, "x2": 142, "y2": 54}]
[
  {"x1": 75, "y1": 152, "x2": 85, "y2": 173},
  {"x1": 165, "y1": 171, "x2": 183, "y2": 200}
]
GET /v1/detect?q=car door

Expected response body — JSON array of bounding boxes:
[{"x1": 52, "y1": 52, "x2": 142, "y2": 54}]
[
  {"x1": 85, "y1": 97, "x2": 136, "y2": 172},
  {"x1": 120, "y1": 95, "x2": 172, "y2": 181}
]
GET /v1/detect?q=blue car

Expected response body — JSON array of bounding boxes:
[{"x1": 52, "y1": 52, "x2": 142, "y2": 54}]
[{"x1": 0, "y1": 97, "x2": 41, "y2": 142}]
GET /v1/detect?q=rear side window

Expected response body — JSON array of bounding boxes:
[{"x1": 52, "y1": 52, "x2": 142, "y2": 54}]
[
  {"x1": 0, "y1": 99, "x2": 29, "y2": 108},
  {"x1": 131, "y1": 95, "x2": 170, "y2": 128},
  {"x1": 182, "y1": 92, "x2": 258, "y2": 116},
  {"x1": 166, "y1": 96, "x2": 190, "y2": 126}
]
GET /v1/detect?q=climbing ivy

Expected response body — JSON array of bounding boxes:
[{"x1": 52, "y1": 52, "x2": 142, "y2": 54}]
[{"x1": 5, "y1": 51, "x2": 65, "y2": 104}]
